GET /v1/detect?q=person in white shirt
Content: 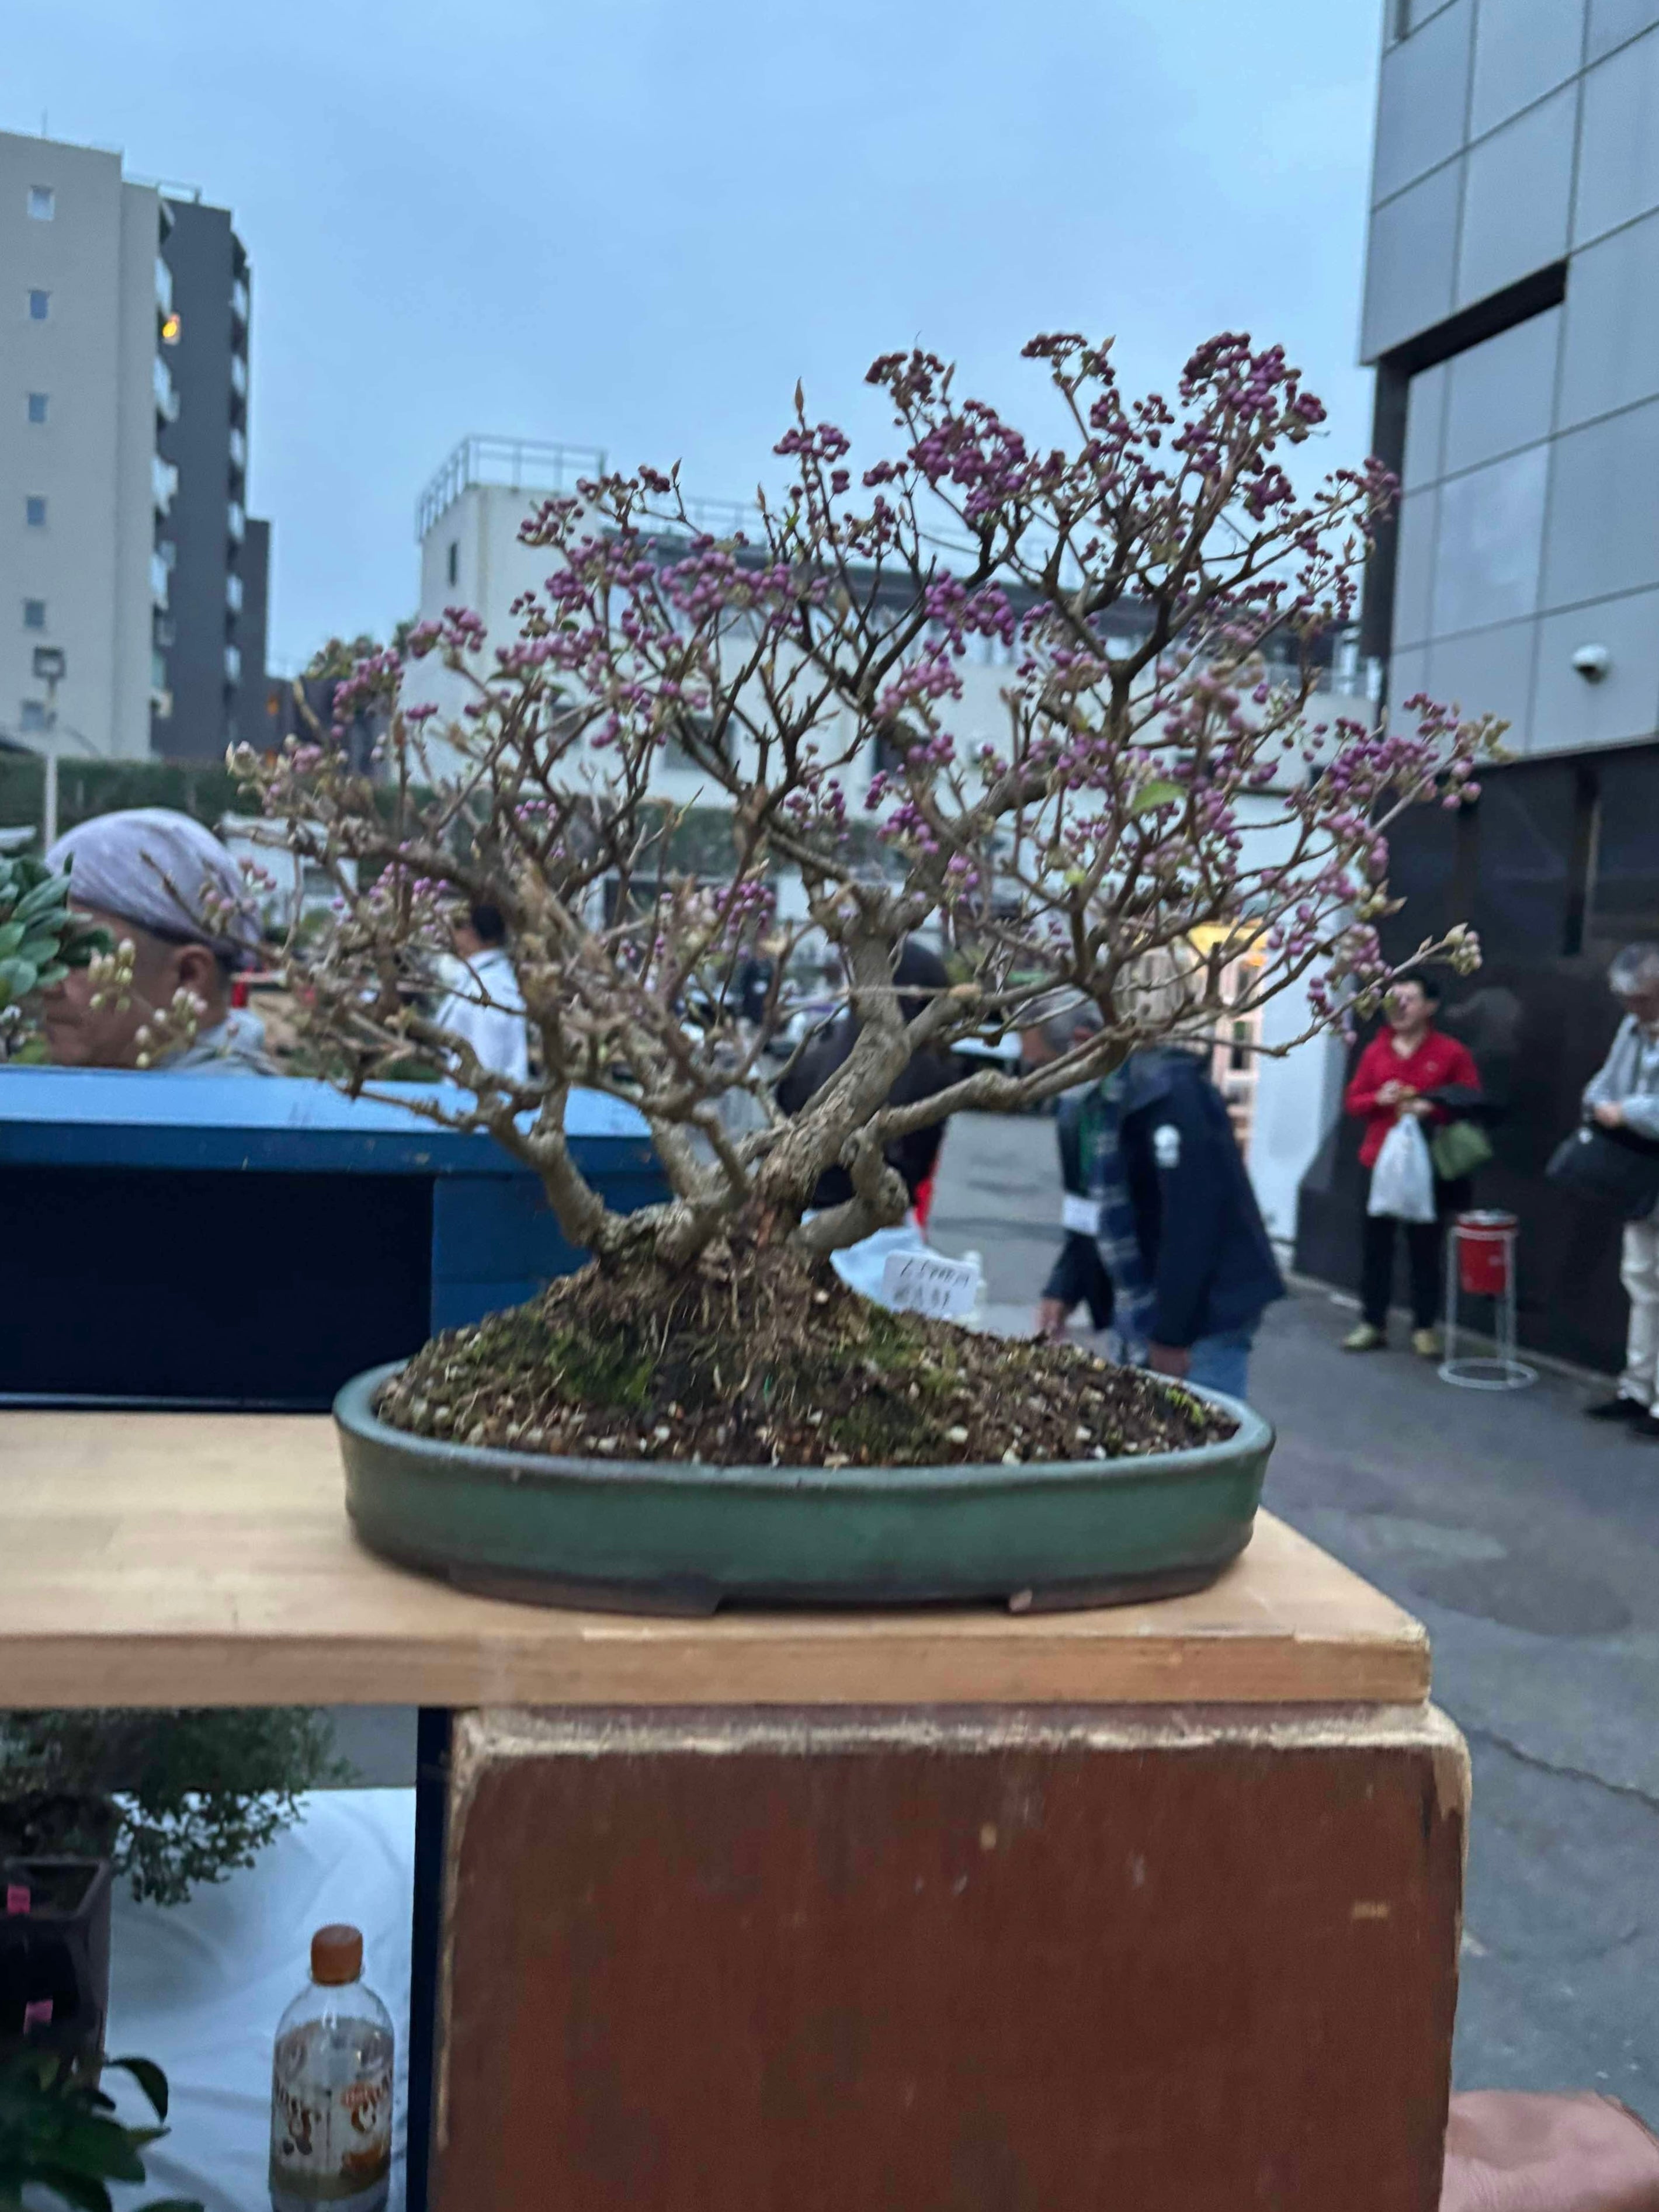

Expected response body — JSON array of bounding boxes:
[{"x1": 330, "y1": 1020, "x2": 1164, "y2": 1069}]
[
  {"x1": 434, "y1": 903, "x2": 530, "y2": 1085},
  {"x1": 1582, "y1": 941, "x2": 1659, "y2": 1439}
]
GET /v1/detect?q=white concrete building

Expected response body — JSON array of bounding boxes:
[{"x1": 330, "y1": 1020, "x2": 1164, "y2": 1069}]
[
  {"x1": 0, "y1": 131, "x2": 176, "y2": 763},
  {"x1": 405, "y1": 435, "x2": 1030, "y2": 819},
  {"x1": 407, "y1": 435, "x2": 1375, "y2": 1234}
]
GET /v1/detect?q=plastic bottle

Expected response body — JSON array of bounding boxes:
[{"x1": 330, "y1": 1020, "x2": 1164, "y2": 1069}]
[{"x1": 269, "y1": 1924, "x2": 395, "y2": 2212}]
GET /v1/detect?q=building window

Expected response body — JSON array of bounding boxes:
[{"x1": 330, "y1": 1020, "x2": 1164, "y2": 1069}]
[
  {"x1": 446, "y1": 540, "x2": 459, "y2": 586},
  {"x1": 27, "y1": 186, "x2": 54, "y2": 220},
  {"x1": 25, "y1": 496, "x2": 46, "y2": 528},
  {"x1": 26, "y1": 393, "x2": 47, "y2": 424},
  {"x1": 224, "y1": 643, "x2": 242, "y2": 684},
  {"x1": 19, "y1": 700, "x2": 47, "y2": 732},
  {"x1": 227, "y1": 571, "x2": 244, "y2": 614},
  {"x1": 27, "y1": 290, "x2": 49, "y2": 321},
  {"x1": 23, "y1": 600, "x2": 46, "y2": 631}
]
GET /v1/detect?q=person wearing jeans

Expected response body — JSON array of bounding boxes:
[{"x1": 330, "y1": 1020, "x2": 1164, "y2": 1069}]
[
  {"x1": 1028, "y1": 1002, "x2": 1284, "y2": 1406},
  {"x1": 1580, "y1": 943, "x2": 1659, "y2": 1441},
  {"x1": 1342, "y1": 976, "x2": 1480, "y2": 1357},
  {"x1": 1179, "y1": 1326, "x2": 1257, "y2": 1403}
]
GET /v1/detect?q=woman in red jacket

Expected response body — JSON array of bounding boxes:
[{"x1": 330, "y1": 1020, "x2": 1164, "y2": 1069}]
[{"x1": 1343, "y1": 975, "x2": 1481, "y2": 1356}]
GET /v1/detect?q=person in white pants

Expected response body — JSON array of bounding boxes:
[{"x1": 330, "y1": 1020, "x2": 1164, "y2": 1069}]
[{"x1": 1581, "y1": 943, "x2": 1659, "y2": 1440}]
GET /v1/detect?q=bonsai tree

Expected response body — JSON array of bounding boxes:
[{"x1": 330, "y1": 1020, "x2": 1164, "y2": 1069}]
[
  {"x1": 237, "y1": 331, "x2": 1491, "y2": 1464},
  {"x1": 0, "y1": 1709, "x2": 342, "y2": 1908}
]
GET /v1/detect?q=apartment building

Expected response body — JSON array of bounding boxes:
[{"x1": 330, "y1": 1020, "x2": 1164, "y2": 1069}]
[
  {"x1": 0, "y1": 130, "x2": 269, "y2": 768},
  {"x1": 155, "y1": 193, "x2": 266, "y2": 756}
]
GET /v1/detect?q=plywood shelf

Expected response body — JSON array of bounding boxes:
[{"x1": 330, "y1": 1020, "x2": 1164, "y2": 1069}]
[{"x1": 0, "y1": 1411, "x2": 1429, "y2": 1710}]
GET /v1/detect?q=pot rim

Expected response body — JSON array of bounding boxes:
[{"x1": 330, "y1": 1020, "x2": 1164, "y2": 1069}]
[{"x1": 335, "y1": 1359, "x2": 1274, "y2": 1501}]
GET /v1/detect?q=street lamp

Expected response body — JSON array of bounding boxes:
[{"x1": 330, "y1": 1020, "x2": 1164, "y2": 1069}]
[{"x1": 26, "y1": 649, "x2": 95, "y2": 848}]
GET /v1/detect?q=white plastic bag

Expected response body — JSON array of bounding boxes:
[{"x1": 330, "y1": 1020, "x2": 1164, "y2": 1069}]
[{"x1": 1368, "y1": 1114, "x2": 1436, "y2": 1223}]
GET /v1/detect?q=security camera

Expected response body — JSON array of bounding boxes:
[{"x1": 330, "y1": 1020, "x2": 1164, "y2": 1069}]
[{"x1": 1571, "y1": 642, "x2": 1612, "y2": 682}]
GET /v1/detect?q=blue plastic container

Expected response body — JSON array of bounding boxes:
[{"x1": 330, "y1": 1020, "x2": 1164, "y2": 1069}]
[{"x1": 0, "y1": 1070, "x2": 665, "y2": 1409}]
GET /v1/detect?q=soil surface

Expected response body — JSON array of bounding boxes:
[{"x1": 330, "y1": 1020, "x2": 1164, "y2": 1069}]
[{"x1": 374, "y1": 1243, "x2": 1235, "y2": 1468}]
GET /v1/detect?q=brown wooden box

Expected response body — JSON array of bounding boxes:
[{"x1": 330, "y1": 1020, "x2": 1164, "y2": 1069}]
[{"x1": 436, "y1": 1705, "x2": 1467, "y2": 2212}]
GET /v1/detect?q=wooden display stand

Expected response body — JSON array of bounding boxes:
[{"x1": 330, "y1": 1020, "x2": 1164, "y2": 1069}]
[{"x1": 0, "y1": 1412, "x2": 1466, "y2": 2211}]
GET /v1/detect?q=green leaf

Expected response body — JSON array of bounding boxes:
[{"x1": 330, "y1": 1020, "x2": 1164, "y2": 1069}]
[
  {"x1": 1129, "y1": 779, "x2": 1185, "y2": 815},
  {"x1": 0, "y1": 923, "x2": 25, "y2": 957},
  {"x1": 33, "y1": 963, "x2": 68, "y2": 989},
  {"x1": 30, "y1": 2169, "x2": 113, "y2": 2212},
  {"x1": 0, "y1": 958, "x2": 40, "y2": 1000},
  {"x1": 105, "y1": 2058, "x2": 168, "y2": 2123},
  {"x1": 18, "y1": 935, "x2": 61, "y2": 968},
  {"x1": 48, "y1": 2112, "x2": 151, "y2": 2182},
  {"x1": 12, "y1": 876, "x2": 70, "y2": 926}
]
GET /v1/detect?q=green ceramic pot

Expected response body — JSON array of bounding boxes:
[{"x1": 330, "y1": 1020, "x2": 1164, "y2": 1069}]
[{"x1": 335, "y1": 1362, "x2": 1273, "y2": 1615}]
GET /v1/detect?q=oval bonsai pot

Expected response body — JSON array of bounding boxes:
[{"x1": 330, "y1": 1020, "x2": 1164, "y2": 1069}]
[{"x1": 335, "y1": 1362, "x2": 1274, "y2": 1615}]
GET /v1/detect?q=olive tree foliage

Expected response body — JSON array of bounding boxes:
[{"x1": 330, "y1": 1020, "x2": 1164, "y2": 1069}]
[{"x1": 236, "y1": 332, "x2": 1491, "y2": 1271}]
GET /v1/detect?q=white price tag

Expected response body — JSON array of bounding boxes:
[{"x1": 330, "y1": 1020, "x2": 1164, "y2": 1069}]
[
  {"x1": 880, "y1": 1250, "x2": 981, "y2": 1319},
  {"x1": 1061, "y1": 1193, "x2": 1103, "y2": 1237}
]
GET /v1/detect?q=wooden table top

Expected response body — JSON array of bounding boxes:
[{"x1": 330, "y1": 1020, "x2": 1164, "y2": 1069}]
[{"x1": 0, "y1": 1412, "x2": 1429, "y2": 1710}]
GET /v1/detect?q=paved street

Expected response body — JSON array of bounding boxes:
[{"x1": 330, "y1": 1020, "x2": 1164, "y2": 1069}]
[{"x1": 929, "y1": 1110, "x2": 1659, "y2": 2122}]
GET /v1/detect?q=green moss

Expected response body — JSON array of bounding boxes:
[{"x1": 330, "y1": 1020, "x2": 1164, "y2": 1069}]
[
  {"x1": 824, "y1": 1389, "x2": 935, "y2": 1461},
  {"x1": 546, "y1": 1325, "x2": 655, "y2": 1410}
]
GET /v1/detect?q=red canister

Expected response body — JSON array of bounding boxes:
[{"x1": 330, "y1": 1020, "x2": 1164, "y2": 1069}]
[{"x1": 1456, "y1": 1210, "x2": 1516, "y2": 1297}]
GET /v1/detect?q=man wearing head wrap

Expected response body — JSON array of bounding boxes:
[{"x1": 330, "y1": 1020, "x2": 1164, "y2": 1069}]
[{"x1": 40, "y1": 808, "x2": 276, "y2": 1074}]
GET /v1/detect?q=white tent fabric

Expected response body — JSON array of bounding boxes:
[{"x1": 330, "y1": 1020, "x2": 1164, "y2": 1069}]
[{"x1": 100, "y1": 1789, "x2": 415, "y2": 2211}]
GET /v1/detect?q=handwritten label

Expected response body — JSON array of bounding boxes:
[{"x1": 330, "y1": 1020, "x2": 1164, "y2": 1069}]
[{"x1": 880, "y1": 1251, "x2": 980, "y2": 1319}]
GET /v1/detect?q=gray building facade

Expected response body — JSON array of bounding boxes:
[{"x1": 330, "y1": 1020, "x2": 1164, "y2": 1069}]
[
  {"x1": 1295, "y1": 0, "x2": 1659, "y2": 1374},
  {"x1": 1363, "y1": 0, "x2": 1659, "y2": 759},
  {"x1": 154, "y1": 196, "x2": 267, "y2": 759},
  {"x1": 0, "y1": 131, "x2": 269, "y2": 770},
  {"x1": 0, "y1": 131, "x2": 162, "y2": 761}
]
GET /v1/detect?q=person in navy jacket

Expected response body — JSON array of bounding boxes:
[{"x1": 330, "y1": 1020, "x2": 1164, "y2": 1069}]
[{"x1": 1028, "y1": 998, "x2": 1283, "y2": 1404}]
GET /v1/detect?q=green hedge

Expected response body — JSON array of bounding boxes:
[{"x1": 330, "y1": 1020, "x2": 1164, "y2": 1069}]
[
  {"x1": 0, "y1": 756, "x2": 258, "y2": 845},
  {"x1": 0, "y1": 760, "x2": 883, "y2": 886}
]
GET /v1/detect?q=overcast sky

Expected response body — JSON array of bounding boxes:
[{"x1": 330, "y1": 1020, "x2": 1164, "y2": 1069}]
[{"x1": 8, "y1": 1, "x2": 1382, "y2": 672}]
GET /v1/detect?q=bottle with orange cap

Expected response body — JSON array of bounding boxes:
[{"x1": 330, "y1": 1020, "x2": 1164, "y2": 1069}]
[{"x1": 269, "y1": 1923, "x2": 395, "y2": 2211}]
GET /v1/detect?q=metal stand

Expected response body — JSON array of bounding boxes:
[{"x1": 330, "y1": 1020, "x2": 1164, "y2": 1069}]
[
  {"x1": 1439, "y1": 1223, "x2": 1536, "y2": 1391},
  {"x1": 406, "y1": 1706, "x2": 453, "y2": 2212}
]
